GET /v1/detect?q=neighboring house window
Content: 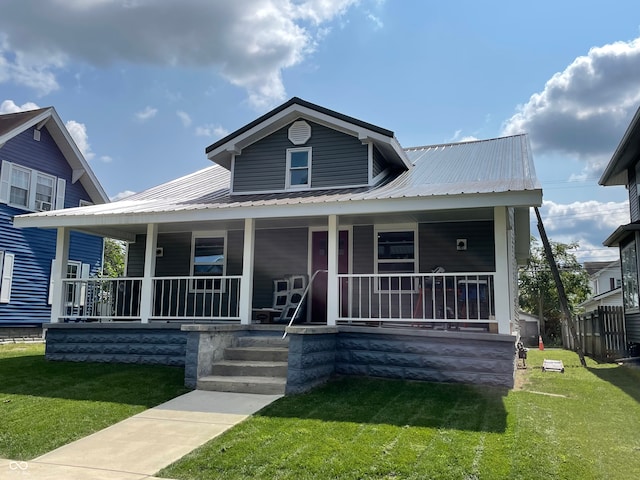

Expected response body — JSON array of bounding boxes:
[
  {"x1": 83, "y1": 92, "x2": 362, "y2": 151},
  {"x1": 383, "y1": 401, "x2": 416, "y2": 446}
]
[
  {"x1": 191, "y1": 232, "x2": 226, "y2": 291},
  {"x1": 0, "y1": 161, "x2": 65, "y2": 211},
  {"x1": 286, "y1": 147, "x2": 311, "y2": 189},
  {"x1": 375, "y1": 227, "x2": 417, "y2": 291},
  {"x1": 0, "y1": 251, "x2": 15, "y2": 304},
  {"x1": 621, "y1": 241, "x2": 639, "y2": 311},
  {"x1": 610, "y1": 277, "x2": 616, "y2": 291}
]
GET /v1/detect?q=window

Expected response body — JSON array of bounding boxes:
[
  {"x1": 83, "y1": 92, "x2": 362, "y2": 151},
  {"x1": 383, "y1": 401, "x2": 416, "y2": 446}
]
[
  {"x1": 621, "y1": 240, "x2": 639, "y2": 311},
  {"x1": 286, "y1": 147, "x2": 311, "y2": 189},
  {"x1": 191, "y1": 233, "x2": 226, "y2": 291},
  {"x1": 0, "y1": 161, "x2": 64, "y2": 211},
  {"x1": 375, "y1": 228, "x2": 417, "y2": 291}
]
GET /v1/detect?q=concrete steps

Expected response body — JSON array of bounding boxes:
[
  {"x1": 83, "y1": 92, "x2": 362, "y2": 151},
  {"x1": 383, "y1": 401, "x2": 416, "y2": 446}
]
[{"x1": 197, "y1": 334, "x2": 289, "y2": 395}]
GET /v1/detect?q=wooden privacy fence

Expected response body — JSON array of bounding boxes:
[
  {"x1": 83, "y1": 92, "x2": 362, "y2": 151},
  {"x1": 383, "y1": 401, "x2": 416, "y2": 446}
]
[{"x1": 565, "y1": 306, "x2": 626, "y2": 361}]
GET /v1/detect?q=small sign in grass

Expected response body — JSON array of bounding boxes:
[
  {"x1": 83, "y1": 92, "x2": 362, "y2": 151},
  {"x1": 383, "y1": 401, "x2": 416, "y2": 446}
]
[{"x1": 160, "y1": 349, "x2": 640, "y2": 480}]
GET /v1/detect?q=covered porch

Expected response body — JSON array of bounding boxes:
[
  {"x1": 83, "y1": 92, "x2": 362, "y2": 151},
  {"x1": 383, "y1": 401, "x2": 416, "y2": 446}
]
[{"x1": 48, "y1": 206, "x2": 518, "y2": 335}]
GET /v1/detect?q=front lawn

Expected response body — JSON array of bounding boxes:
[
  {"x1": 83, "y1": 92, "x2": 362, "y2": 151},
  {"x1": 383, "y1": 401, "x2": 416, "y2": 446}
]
[
  {"x1": 0, "y1": 343, "x2": 189, "y2": 460},
  {"x1": 161, "y1": 349, "x2": 640, "y2": 480}
]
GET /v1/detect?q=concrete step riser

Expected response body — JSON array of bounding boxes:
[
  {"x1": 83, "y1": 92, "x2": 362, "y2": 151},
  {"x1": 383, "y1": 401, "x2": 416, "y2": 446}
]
[
  {"x1": 225, "y1": 348, "x2": 288, "y2": 362},
  {"x1": 211, "y1": 363, "x2": 288, "y2": 377},
  {"x1": 237, "y1": 337, "x2": 289, "y2": 348},
  {"x1": 198, "y1": 379, "x2": 285, "y2": 395}
]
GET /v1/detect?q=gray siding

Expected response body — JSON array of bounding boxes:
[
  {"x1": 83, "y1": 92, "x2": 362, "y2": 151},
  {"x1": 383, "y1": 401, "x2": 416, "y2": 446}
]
[
  {"x1": 631, "y1": 165, "x2": 639, "y2": 223},
  {"x1": 373, "y1": 145, "x2": 386, "y2": 177},
  {"x1": 227, "y1": 230, "x2": 244, "y2": 275},
  {"x1": 233, "y1": 121, "x2": 368, "y2": 193},
  {"x1": 419, "y1": 221, "x2": 495, "y2": 272},
  {"x1": 626, "y1": 312, "x2": 640, "y2": 344},
  {"x1": 253, "y1": 228, "x2": 308, "y2": 308},
  {"x1": 353, "y1": 225, "x2": 374, "y2": 274},
  {"x1": 126, "y1": 235, "x2": 145, "y2": 277}
]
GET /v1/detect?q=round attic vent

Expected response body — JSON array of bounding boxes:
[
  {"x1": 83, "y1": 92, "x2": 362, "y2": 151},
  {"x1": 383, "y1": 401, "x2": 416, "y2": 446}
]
[{"x1": 288, "y1": 120, "x2": 311, "y2": 145}]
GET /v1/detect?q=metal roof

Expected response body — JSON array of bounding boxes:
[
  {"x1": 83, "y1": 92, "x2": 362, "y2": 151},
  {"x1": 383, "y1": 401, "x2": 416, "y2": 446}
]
[{"x1": 15, "y1": 133, "x2": 541, "y2": 231}]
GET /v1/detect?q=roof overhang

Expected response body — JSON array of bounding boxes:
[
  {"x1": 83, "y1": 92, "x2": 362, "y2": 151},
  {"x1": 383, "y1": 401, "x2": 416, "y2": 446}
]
[
  {"x1": 603, "y1": 222, "x2": 640, "y2": 247},
  {"x1": 599, "y1": 106, "x2": 640, "y2": 187},
  {"x1": 13, "y1": 188, "x2": 542, "y2": 241},
  {"x1": 206, "y1": 97, "x2": 411, "y2": 171},
  {"x1": 0, "y1": 107, "x2": 109, "y2": 204}
]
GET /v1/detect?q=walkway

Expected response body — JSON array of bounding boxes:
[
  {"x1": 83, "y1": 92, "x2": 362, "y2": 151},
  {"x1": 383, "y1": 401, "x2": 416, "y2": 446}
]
[{"x1": 1, "y1": 390, "x2": 281, "y2": 479}]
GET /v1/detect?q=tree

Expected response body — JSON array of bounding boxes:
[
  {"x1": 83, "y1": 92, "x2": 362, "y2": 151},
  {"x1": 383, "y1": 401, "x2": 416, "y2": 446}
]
[
  {"x1": 519, "y1": 237, "x2": 590, "y2": 344},
  {"x1": 102, "y1": 238, "x2": 126, "y2": 277}
]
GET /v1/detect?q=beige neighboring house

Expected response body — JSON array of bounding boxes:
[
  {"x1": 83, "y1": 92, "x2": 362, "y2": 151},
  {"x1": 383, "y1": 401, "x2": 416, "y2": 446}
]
[{"x1": 578, "y1": 260, "x2": 623, "y2": 312}]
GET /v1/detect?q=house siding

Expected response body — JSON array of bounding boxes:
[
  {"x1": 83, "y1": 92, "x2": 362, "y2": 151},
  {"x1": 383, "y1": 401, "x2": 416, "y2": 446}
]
[
  {"x1": 372, "y1": 145, "x2": 386, "y2": 177},
  {"x1": 419, "y1": 221, "x2": 495, "y2": 273},
  {"x1": 630, "y1": 165, "x2": 639, "y2": 222},
  {"x1": 627, "y1": 312, "x2": 640, "y2": 344},
  {"x1": 232, "y1": 121, "x2": 369, "y2": 192},
  {"x1": 0, "y1": 127, "x2": 102, "y2": 326},
  {"x1": 253, "y1": 228, "x2": 308, "y2": 308}
]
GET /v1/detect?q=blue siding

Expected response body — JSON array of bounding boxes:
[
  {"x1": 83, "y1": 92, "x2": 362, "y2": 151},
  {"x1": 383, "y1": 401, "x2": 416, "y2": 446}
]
[{"x1": 0, "y1": 126, "x2": 102, "y2": 325}]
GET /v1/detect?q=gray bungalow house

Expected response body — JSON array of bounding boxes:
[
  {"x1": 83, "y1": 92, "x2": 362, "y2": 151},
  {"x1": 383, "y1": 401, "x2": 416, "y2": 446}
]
[{"x1": 15, "y1": 98, "x2": 542, "y2": 392}]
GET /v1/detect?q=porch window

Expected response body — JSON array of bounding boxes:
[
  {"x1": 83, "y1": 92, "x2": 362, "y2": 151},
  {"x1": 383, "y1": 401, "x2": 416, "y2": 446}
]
[
  {"x1": 375, "y1": 229, "x2": 417, "y2": 291},
  {"x1": 286, "y1": 147, "x2": 311, "y2": 189},
  {"x1": 621, "y1": 240, "x2": 639, "y2": 311},
  {"x1": 191, "y1": 233, "x2": 226, "y2": 291}
]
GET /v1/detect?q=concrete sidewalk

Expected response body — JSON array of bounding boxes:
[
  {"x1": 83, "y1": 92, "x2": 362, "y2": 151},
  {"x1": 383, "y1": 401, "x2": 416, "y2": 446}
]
[{"x1": 1, "y1": 390, "x2": 281, "y2": 479}]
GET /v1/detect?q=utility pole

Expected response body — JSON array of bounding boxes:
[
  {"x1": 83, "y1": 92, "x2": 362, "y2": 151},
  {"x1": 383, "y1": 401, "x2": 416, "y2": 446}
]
[{"x1": 534, "y1": 207, "x2": 587, "y2": 367}]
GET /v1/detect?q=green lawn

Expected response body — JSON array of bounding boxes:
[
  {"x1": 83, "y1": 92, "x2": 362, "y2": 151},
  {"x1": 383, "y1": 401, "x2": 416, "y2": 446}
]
[
  {"x1": 0, "y1": 343, "x2": 189, "y2": 460},
  {"x1": 161, "y1": 349, "x2": 640, "y2": 480}
]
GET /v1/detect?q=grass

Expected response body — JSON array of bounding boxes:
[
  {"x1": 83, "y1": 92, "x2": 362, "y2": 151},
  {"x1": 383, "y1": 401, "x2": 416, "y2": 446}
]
[
  {"x1": 161, "y1": 349, "x2": 640, "y2": 480},
  {"x1": 0, "y1": 343, "x2": 189, "y2": 460}
]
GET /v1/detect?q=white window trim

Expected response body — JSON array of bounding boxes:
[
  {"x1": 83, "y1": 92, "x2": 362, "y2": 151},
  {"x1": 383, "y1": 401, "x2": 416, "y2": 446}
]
[
  {"x1": 0, "y1": 160, "x2": 61, "y2": 212},
  {"x1": 374, "y1": 224, "x2": 419, "y2": 293},
  {"x1": 190, "y1": 231, "x2": 227, "y2": 292},
  {"x1": 285, "y1": 147, "x2": 312, "y2": 190}
]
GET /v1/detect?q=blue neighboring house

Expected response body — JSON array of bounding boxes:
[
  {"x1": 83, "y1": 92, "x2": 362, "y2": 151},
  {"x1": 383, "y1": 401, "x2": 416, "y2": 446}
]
[{"x1": 0, "y1": 107, "x2": 108, "y2": 327}]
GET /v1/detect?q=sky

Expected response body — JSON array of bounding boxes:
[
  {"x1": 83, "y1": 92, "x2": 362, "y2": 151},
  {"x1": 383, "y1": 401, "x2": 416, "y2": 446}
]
[{"x1": 1, "y1": 0, "x2": 639, "y2": 263}]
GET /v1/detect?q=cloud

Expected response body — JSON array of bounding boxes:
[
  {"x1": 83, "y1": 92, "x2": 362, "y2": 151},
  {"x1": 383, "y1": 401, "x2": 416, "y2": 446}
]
[
  {"x1": 0, "y1": 0, "x2": 362, "y2": 109},
  {"x1": 195, "y1": 124, "x2": 229, "y2": 138},
  {"x1": 449, "y1": 129, "x2": 479, "y2": 143},
  {"x1": 65, "y1": 120, "x2": 95, "y2": 160},
  {"x1": 0, "y1": 99, "x2": 40, "y2": 113},
  {"x1": 366, "y1": 12, "x2": 383, "y2": 29},
  {"x1": 176, "y1": 110, "x2": 191, "y2": 128},
  {"x1": 135, "y1": 106, "x2": 158, "y2": 122},
  {"x1": 535, "y1": 200, "x2": 629, "y2": 261},
  {"x1": 502, "y1": 37, "x2": 640, "y2": 171},
  {"x1": 111, "y1": 190, "x2": 136, "y2": 201},
  {"x1": 99, "y1": 155, "x2": 113, "y2": 163}
]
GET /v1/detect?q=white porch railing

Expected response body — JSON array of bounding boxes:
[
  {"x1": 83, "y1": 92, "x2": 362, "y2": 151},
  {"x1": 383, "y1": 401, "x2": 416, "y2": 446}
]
[
  {"x1": 58, "y1": 276, "x2": 241, "y2": 322},
  {"x1": 337, "y1": 272, "x2": 496, "y2": 329}
]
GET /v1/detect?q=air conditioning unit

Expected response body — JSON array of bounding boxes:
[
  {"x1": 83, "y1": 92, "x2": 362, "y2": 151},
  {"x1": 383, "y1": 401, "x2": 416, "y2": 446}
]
[{"x1": 35, "y1": 200, "x2": 52, "y2": 211}]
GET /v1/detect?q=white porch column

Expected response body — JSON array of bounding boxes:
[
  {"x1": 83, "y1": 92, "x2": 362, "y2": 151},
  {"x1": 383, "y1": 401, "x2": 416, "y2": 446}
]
[
  {"x1": 50, "y1": 227, "x2": 70, "y2": 323},
  {"x1": 239, "y1": 217, "x2": 255, "y2": 325},
  {"x1": 139, "y1": 223, "x2": 158, "y2": 323},
  {"x1": 326, "y1": 214, "x2": 339, "y2": 326},
  {"x1": 493, "y1": 206, "x2": 511, "y2": 334}
]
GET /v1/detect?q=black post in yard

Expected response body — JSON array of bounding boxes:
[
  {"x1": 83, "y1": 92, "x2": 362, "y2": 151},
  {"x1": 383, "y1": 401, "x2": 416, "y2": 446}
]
[{"x1": 534, "y1": 207, "x2": 587, "y2": 367}]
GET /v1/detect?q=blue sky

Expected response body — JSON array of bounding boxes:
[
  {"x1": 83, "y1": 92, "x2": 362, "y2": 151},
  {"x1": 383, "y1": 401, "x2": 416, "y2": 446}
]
[{"x1": 1, "y1": 0, "x2": 639, "y2": 262}]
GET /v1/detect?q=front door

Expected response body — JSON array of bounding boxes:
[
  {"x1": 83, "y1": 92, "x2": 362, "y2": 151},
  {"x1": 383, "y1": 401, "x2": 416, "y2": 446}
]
[{"x1": 311, "y1": 230, "x2": 349, "y2": 323}]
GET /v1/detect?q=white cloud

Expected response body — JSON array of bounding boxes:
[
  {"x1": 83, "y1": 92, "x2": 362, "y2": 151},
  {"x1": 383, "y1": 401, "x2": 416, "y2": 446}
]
[
  {"x1": 0, "y1": 0, "x2": 362, "y2": 109},
  {"x1": 535, "y1": 200, "x2": 629, "y2": 261},
  {"x1": 65, "y1": 120, "x2": 95, "y2": 160},
  {"x1": 503, "y1": 37, "x2": 640, "y2": 173},
  {"x1": 110, "y1": 190, "x2": 136, "y2": 201},
  {"x1": 0, "y1": 99, "x2": 40, "y2": 113},
  {"x1": 449, "y1": 129, "x2": 479, "y2": 143},
  {"x1": 99, "y1": 155, "x2": 113, "y2": 163},
  {"x1": 195, "y1": 124, "x2": 229, "y2": 138},
  {"x1": 135, "y1": 106, "x2": 158, "y2": 122},
  {"x1": 177, "y1": 110, "x2": 192, "y2": 128},
  {"x1": 366, "y1": 12, "x2": 383, "y2": 29}
]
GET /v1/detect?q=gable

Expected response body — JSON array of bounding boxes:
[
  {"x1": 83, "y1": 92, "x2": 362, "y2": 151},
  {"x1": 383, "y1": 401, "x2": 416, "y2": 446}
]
[{"x1": 232, "y1": 120, "x2": 371, "y2": 193}]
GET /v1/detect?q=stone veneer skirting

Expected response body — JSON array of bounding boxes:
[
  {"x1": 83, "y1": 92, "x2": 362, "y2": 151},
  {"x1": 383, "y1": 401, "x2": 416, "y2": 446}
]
[
  {"x1": 285, "y1": 326, "x2": 516, "y2": 393},
  {"x1": 44, "y1": 323, "x2": 187, "y2": 366}
]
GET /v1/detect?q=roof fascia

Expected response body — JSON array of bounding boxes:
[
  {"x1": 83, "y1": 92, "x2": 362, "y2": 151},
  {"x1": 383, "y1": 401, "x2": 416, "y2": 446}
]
[
  {"x1": 13, "y1": 189, "x2": 543, "y2": 230},
  {"x1": 207, "y1": 103, "x2": 411, "y2": 170},
  {"x1": 599, "y1": 106, "x2": 640, "y2": 186},
  {"x1": 0, "y1": 108, "x2": 53, "y2": 146}
]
